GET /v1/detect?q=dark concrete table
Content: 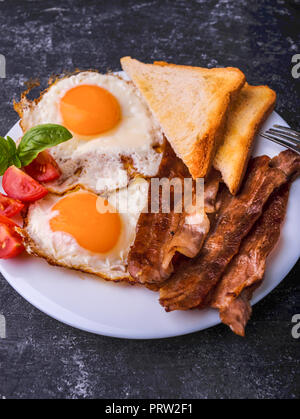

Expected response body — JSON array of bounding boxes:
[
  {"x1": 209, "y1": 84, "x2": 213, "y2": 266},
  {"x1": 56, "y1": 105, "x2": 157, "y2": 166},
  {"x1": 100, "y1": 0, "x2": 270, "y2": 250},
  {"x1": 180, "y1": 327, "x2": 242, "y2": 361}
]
[{"x1": 0, "y1": 0, "x2": 299, "y2": 399}]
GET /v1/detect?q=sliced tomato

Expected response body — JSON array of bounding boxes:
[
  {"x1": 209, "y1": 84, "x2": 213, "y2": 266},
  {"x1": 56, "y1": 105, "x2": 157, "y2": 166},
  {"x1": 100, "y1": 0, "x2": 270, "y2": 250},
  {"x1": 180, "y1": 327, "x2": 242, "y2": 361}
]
[
  {"x1": 0, "y1": 214, "x2": 18, "y2": 228},
  {"x1": 3, "y1": 166, "x2": 48, "y2": 203},
  {"x1": 24, "y1": 150, "x2": 61, "y2": 183},
  {"x1": 0, "y1": 222, "x2": 24, "y2": 259},
  {"x1": 0, "y1": 192, "x2": 25, "y2": 217}
]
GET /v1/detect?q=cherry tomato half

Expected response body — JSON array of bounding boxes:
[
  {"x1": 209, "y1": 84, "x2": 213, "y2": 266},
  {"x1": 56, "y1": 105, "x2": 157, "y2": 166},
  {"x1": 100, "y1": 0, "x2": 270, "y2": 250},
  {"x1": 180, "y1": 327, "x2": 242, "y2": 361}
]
[
  {"x1": 0, "y1": 214, "x2": 18, "y2": 228},
  {"x1": 0, "y1": 222, "x2": 24, "y2": 259},
  {"x1": 0, "y1": 193, "x2": 24, "y2": 217},
  {"x1": 3, "y1": 166, "x2": 48, "y2": 203},
  {"x1": 24, "y1": 150, "x2": 61, "y2": 183}
]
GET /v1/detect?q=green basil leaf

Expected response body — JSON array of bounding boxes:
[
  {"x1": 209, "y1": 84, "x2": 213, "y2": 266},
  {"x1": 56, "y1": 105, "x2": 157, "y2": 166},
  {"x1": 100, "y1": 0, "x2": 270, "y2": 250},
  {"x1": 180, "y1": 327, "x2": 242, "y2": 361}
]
[
  {"x1": 17, "y1": 124, "x2": 72, "y2": 167},
  {"x1": 6, "y1": 136, "x2": 21, "y2": 168},
  {"x1": 0, "y1": 135, "x2": 20, "y2": 175},
  {"x1": 0, "y1": 137, "x2": 11, "y2": 176},
  {"x1": 6, "y1": 136, "x2": 17, "y2": 154}
]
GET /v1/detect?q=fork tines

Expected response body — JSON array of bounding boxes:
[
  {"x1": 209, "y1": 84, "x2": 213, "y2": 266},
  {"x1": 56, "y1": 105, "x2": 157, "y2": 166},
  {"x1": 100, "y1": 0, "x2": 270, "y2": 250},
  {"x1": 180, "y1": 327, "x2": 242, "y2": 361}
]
[{"x1": 261, "y1": 125, "x2": 300, "y2": 154}]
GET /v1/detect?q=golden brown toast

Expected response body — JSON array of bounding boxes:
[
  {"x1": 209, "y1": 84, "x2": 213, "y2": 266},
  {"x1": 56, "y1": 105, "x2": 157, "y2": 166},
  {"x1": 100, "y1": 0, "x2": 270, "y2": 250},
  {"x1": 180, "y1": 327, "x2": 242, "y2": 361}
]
[
  {"x1": 121, "y1": 57, "x2": 245, "y2": 178},
  {"x1": 214, "y1": 83, "x2": 276, "y2": 194}
]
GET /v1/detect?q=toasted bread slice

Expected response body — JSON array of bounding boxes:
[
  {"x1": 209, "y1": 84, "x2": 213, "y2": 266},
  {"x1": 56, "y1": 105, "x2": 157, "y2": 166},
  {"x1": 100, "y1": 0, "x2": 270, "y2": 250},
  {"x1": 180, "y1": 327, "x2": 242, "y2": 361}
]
[
  {"x1": 214, "y1": 83, "x2": 276, "y2": 194},
  {"x1": 121, "y1": 57, "x2": 245, "y2": 178}
]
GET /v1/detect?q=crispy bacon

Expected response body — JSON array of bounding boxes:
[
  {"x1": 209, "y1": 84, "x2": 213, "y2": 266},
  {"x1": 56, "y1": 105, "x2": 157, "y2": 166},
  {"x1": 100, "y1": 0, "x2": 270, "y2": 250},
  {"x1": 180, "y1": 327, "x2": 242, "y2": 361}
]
[
  {"x1": 128, "y1": 142, "x2": 188, "y2": 284},
  {"x1": 218, "y1": 285, "x2": 258, "y2": 337},
  {"x1": 270, "y1": 149, "x2": 300, "y2": 178},
  {"x1": 167, "y1": 169, "x2": 221, "y2": 263},
  {"x1": 159, "y1": 150, "x2": 299, "y2": 312},
  {"x1": 204, "y1": 169, "x2": 221, "y2": 213},
  {"x1": 128, "y1": 143, "x2": 219, "y2": 285},
  {"x1": 211, "y1": 182, "x2": 291, "y2": 336}
]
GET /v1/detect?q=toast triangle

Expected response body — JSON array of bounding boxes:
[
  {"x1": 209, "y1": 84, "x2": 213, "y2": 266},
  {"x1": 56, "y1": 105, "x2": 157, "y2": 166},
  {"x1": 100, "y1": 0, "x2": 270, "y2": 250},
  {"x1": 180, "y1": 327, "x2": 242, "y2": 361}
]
[
  {"x1": 121, "y1": 57, "x2": 246, "y2": 178},
  {"x1": 214, "y1": 83, "x2": 276, "y2": 194}
]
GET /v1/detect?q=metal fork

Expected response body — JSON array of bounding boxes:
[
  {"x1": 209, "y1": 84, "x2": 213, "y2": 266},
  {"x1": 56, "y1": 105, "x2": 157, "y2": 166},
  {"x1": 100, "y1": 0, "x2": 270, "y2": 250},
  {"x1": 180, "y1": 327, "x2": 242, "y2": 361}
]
[{"x1": 261, "y1": 125, "x2": 300, "y2": 155}]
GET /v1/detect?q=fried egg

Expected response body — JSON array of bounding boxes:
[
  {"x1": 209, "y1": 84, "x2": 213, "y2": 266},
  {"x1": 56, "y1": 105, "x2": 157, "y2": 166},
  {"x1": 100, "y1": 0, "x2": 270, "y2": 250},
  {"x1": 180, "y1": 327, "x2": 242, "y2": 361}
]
[
  {"x1": 21, "y1": 178, "x2": 149, "y2": 280},
  {"x1": 17, "y1": 72, "x2": 163, "y2": 194}
]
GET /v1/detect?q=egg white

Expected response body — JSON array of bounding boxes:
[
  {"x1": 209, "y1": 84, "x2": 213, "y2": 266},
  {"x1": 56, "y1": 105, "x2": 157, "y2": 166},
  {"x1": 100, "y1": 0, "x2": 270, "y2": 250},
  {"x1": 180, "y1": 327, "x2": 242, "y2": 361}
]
[
  {"x1": 23, "y1": 178, "x2": 149, "y2": 280},
  {"x1": 19, "y1": 72, "x2": 163, "y2": 194}
]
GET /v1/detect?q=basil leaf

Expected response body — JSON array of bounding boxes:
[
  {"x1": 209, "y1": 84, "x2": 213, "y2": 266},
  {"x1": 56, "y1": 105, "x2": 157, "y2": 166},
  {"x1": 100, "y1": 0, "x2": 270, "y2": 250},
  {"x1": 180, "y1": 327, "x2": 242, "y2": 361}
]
[
  {"x1": 17, "y1": 124, "x2": 72, "y2": 167},
  {"x1": 0, "y1": 137, "x2": 11, "y2": 176},
  {"x1": 0, "y1": 135, "x2": 20, "y2": 175},
  {"x1": 6, "y1": 136, "x2": 21, "y2": 168}
]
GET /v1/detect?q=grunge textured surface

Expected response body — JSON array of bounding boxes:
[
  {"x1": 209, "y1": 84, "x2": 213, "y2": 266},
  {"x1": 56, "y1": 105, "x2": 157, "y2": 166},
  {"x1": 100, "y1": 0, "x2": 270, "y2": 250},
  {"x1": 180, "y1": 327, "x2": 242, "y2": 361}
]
[{"x1": 0, "y1": 0, "x2": 299, "y2": 399}]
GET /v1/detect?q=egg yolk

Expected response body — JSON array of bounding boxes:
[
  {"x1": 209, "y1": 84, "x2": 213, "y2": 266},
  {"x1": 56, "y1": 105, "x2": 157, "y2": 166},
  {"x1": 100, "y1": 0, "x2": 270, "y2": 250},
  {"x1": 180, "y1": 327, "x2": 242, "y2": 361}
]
[
  {"x1": 50, "y1": 192, "x2": 121, "y2": 254},
  {"x1": 60, "y1": 85, "x2": 121, "y2": 136}
]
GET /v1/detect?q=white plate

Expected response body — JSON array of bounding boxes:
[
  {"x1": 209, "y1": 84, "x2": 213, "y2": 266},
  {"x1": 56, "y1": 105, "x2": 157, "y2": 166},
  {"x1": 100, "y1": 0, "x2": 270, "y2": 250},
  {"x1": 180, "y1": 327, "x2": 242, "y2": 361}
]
[{"x1": 0, "y1": 111, "x2": 299, "y2": 339}]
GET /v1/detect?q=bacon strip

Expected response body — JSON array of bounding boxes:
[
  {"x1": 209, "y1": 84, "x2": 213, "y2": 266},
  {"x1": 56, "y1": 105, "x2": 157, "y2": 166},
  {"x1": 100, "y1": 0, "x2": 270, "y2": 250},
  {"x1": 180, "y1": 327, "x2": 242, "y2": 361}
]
[
  {"x1": 204, "y1": 169, "x2": 221, "y2": 214},
  {"x1": 128, "y1": 143, "x2": 220, "y2": 285},
  {"x1": 159, "y1": 150, "x2": 299, "y2": 312},
  {"x1": 271, "y1": 149, "x2": 300, "y2": 177},
  {"x1": 128, "y1": 142, "x2": 188, "y2": 284},
  {"x1": 166, "y1": 169, "x2": 220, "y2": 263},
  {"x1": 211, "y1": 182, "x2": 290, "y2": 336},
  {"x1": 218, "y1": 285, "x2": 258, "y2": 337}
]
